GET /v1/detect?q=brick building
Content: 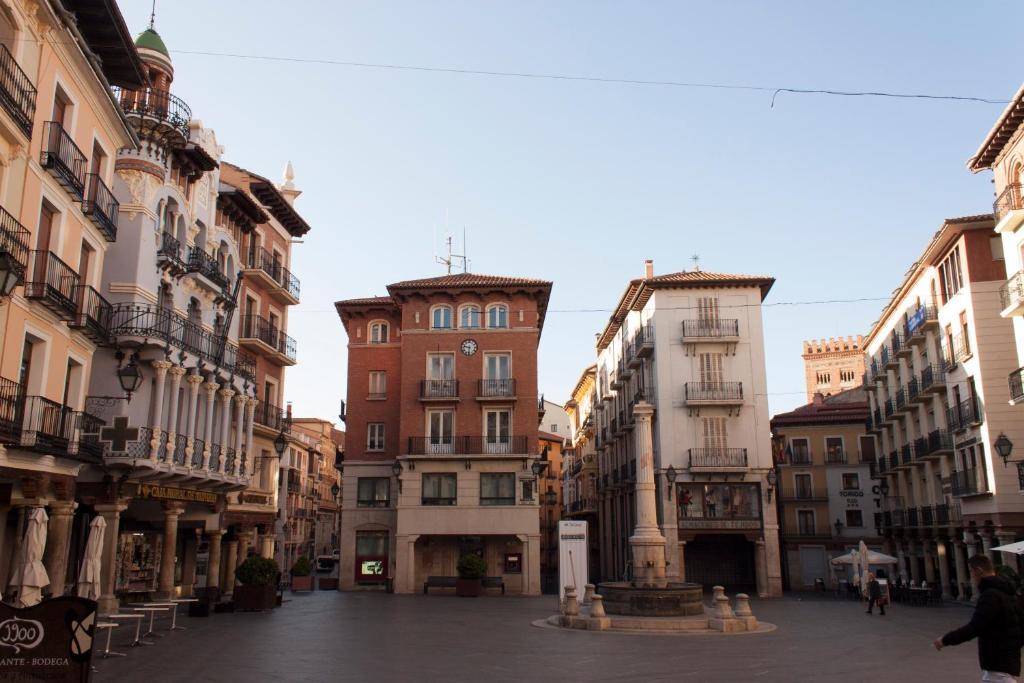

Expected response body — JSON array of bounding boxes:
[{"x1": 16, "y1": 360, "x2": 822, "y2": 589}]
[
  {"x1": 801, "y1": 336, "x2": 865, "y2": 403},
  {"x1": 335, "y1": 273, "x2": 552, "y2": 594}
]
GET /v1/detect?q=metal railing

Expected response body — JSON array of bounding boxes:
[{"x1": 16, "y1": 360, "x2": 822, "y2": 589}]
[
  {"x1": 920, "y1": 364, "x2": 945, "y2": 391},
  {"x1": 1010, "y1": 367, "x2": 1024, "y2": 404},
  {"x1": 169, "y1": 433, "x2": 187, "y2": 466},
  {"x1": 900, "y1": 443, "x2": 914, "y2": 465},
  {"x1": 948, "y1": 398, "x2": 982, "y2": 431},
  {"x1": 20, "y1": 395, "x2": 74, "y2": 452},
  {"x1": 223, "y1": 446, "x2": 237, "y2": 475},
  {"x1": 112, "y1": 87, "x2": 191, "y2": 140},
  {"x1": 825, "y1": 449, "x2": 847, "y2": 464},
  {"x1": 208, "y1": 443, "x2": 222, "y2": 473},
  {"x1": 419, "y1": 379, "x2": 458, "y2": 399},
  {"x1": 926, "y1": 429, "x2": 953, "y2": 455},
  {"x1": 247, "y1": 246, "x2": 301, "y2": 301},
  {"x1": 994, "y1": 182, "x2": 1024, "y2": 222},
  {"x1": 1001, "y1": 270, "x2": 1024, "y2": 312},
  {"x1": 951, "y1": 468, "x2": 987, "y2": 497},
  {"x1": 0, "y1": 44, "x2": 35, "y2": 136},
  {"x1": 187, "y1": 247, "x2": 229, "y2": 288},
  {"x1": 40, "y1": 121, "x2": 86, "y2": 198},
  {"x1": 407, "y1": 435, "x2": 529, "y2": 455},
  {"x1": 255, "y1": 400, "x2": 288, "y2": 431},
  {"x1": 944, "y1": 334, "x2": 972, "y2": 366},
  {"x1": 478, "y1": 378, "x2": 516, "y2": 398},
  {"x1": 158, "y1": 231, "x2": 185, "y2": 267},
  {"x1": 71, "y1": 411, "x2": 104, "y2": 462},
  {"x1": 688, "y1": 447, "x2": 747, "y2": 468},
  {"x1": 682, "y1": 318, "x2": 739, "y2": 338},
  {"x1": 240, "y1": 314, "x2": 297, "y2": 362},
  {"x1": 191, "y1": 438, "x2": 205, "y2": 468},
  {"x1": 0, "y1": 377, "x2": 23, "y2": 443},
  {"x1": 25, "y1": 250, "x2": 79, "y2": 317},
  {"x1": 82, "y1": 174, "x2": 118, "y2": 241},
  {"x1": 0, "y1": 204, "x2": 30, "y2": 281},
  {"x1": 684, "y1": 382, "x2": 743, "y2": 401},
  {"x1": 70, "y1": 285, "x2": 112, "y2": 343}
]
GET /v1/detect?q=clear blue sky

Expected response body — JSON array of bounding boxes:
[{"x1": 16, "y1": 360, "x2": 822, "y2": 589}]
[{"x1": 120, "y1": 1, "x2": 1022, "y2": 424}]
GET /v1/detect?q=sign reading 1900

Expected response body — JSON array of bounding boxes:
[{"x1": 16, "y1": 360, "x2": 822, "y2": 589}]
[{"x1": 0, "y1": 597, "x2": 96, "y2": 682}]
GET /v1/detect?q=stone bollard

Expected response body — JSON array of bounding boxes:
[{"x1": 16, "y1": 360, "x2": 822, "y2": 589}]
[
  {"x1": 590, "y1": 593, "x2": 606, "y2": 618},
  {"x1": 564, "y1": 587, "x2": 580, "y2": 616},
  {"x1": 587, "y1": 593, "x2": 611, "y2": 631},
  {"x1": 734, "y1": 593, "x2": 758, "y2": 631},
  {"x1": 708, "y1": 585, "x2": 741, "y2": 633},
  {"x1": 583, "y1": 583, "x2": 596, "y2": 606}
]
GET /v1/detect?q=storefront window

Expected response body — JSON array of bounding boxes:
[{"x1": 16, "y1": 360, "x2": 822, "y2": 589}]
[
  {"x1": 677, "y1": 483, "x2": 760, "y2": 520},
  {"x1": 480, "y1": 473, "x2": 515, "y2": 505},
  {"x1": 355, "y1": 531, "x2": 388, "y2": 582},
  {"x1": 357, "y1": 478, "x2": 390, "y2": 507}
]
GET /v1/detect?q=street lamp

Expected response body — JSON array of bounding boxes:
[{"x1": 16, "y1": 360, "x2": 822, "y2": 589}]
[
  {"x1": 879, "y1": 479, "x2": 890, "y2": 497},
  {"x1": 766, "y1": 468, "x2": 778, "y2": 502},
  {"x1": 994, "y1": 433, "x2": 1014, "y2": 467},
  {"x1": 544, "y1": 490, "x2": 557, "y2": 506},
  {"x1": 0, "y1": 251, "x2": 21, "y2": 300},
  {"x1": 115, "y1": 351, "x2": 143, "y2": 402},
  {"x1": 330, "y1": 482, "x2": 340, "y2": 500},
  {"x1": 531, "y1": 459, "x2": 548, "y2": 477},
  {"x1": 665, "y1": 465, "x2": 678, "y2": 500},
  {"x1": 834, "y1": 518, "x2": 844, "y2": 536},
  {"x1": 274, "y1": 430, "x2": 288, "y2": 457},
  {"x1": 392, "y1": 459, "x2": 403, "y2": 493}
]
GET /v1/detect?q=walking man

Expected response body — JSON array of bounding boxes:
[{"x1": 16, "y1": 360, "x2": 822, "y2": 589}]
[
  {"x1": 866, "y1": 572, "x2": 885, "y2": 615},
  {"x1": 934, "y1": 555, "x2": 1022, "y2": 682}
]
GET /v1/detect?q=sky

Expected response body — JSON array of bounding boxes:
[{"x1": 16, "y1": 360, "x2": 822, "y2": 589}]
[{"x1": 118, "y1": 1, "x2": 1023, "y2": 426}]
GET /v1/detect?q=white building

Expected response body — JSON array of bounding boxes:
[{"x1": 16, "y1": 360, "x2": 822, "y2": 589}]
[{"x1": 591, "y1": 260, "x2": 782, "y2": 596}]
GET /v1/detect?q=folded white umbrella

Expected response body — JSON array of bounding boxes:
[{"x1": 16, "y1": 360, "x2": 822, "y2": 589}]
[
  {"x1": 76, "y1": 516, "x2": 106, "y2": 601},
  {"x1": 991, "y1": 540, "x2": 1024, "y2": 555},
  {"x1": 831, "y1": 549, "x2": 899, "y2": 565},
  {"x1": 10, "y1": 507, "x2": 50, "y2": 607}
]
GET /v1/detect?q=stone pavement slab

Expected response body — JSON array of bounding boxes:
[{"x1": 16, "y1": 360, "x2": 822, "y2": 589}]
[{"x1": 92, "y1": 592, "x2": 982, "y2": 682}]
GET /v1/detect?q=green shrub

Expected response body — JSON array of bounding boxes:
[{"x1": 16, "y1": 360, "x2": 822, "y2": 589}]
[
  {"x1": 457, "y1": 554, "x2": 487, "y2": 580},
  {"x1": 291, "y1": 556, "x2": 313, "y2": 577},
  {"x1": 235, "y1": 556, "x2": 280, "y2": 586}
]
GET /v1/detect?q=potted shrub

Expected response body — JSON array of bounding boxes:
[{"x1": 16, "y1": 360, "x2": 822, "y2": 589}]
[
  {"x1": 290, "y1": 556, "x2": 314, "y2": 592},
  {"x1": 456, "y1": 554, "x2": 487, "y2": 597},
  {"x1": 234, "y1": 556, "x2": 279, "y2": 611}
]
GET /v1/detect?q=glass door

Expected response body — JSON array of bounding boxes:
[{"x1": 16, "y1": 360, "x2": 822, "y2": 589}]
[
  {"x1": 426, "y1": 354, "x2": 455, "y2": 398},
  {"x1": 485, "y1": 409, "x2": 511, "y2": 453},
  {"x1": 428, "y1": 410, "x2": 454, "y2": 454},
  {"x1": 484, "y1": 353, "x2": 511, "y2": 396}
]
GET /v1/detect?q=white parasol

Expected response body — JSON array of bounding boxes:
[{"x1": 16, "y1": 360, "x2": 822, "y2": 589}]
[
  {"x1": 76, "y1": 516, "x2": 106, "y2": 601},
  {"x1": 831, "y1": 549, "x2": 899, "y2": 565},
  {"x1": 9, "y1": 507, "x2": 50, "y2": 607},
  {"x1": 992, "y1": 540, "x2": 1024, "y2": 555}
]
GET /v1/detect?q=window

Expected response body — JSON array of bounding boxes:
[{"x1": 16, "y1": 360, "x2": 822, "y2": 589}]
[
  {"x1": 789, "y1": 438, "x2": 810, "y2": 464},
  {"x1": 355, "y1": 531, "x2": 388, "y2": 581},
  {"x1": 356, "y1": 478, "x2": 390, "y2": 507},
  {"x1": 701, "y1": 417, "x2": 727, "y2": 451},
  {"x1": 677, "y1": 483, "x2": 760, "y2": 520},
  {"x1": 859, "y1": 435, "x2": 877, "y2": 462},
  {"x1": 839, "y1": 369, "x2": 856, "y2": 383},
  {"x1": 960, "y1": 311, "x2": 971, "y2": 356},
  {"x1": 368, "y1": 371, "x2": 386, "y2": 399},
  {"x1": 422, "y1": 473, "x2": 457, "y2": 505},
  {"x1": 427, "y1": 410, "x2": 454, "y2": 453},
  {"x1": 938, "y1": 246, "x2": 964, "y2": 303},
  {"x1": 487, "y1": 304, "x2": 508, "y2": 329},
  {"x1": 481, "y1": 473, "x2": 516, "y2": 505},
  {"x1": 431, "y1": 305, "x2": 453, "y2": 329},
  {"x1": 698, "y1": 353, "x2": 723, "y2": 386},
  {"x1": 367, "y1": 423, "x2": 385, "y2": 451},
  {"x1": 845, "y1": 509, "x2": 864, "y2": 528},
  {"x1": 369, "y1": 321, "x2": 389, "y2": 344},
  {"x1": 482, "y1": 353, "x2": 512, "y2": 396},
  {"x1": 697, "y1": 297, "x2": 719, "y2": 324},
  {"x1": 485, "y1": 409, "x2": 512, "y2": 453},
  {"x1": 797, "y1": 510, "x2": 816, "y2": 535},
  {"x1": 427, "y1": 353, "x2": 454, "y2": 380},
  {"x1": 794, "y1": 473, "x2": 813, "y2": 499},
  {"x1": 460, "y1": 305, "x2": 481, "y2": 329},
  {"x1": 842, "y1": 473, "x2": 860, "y2": 490},
  {"x1": 825, "y1": 437, "x2": 844, "y2": 463}
]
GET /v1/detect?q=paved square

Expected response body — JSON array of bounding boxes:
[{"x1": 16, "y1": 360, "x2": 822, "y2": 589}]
[{"x1": 93, "y1": 593, "x2": 982, "y2": 682}]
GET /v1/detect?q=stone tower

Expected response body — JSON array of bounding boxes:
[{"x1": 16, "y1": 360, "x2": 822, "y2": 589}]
[{"x1": 801, "y1": 335, "x2": 865, "y2": 402}]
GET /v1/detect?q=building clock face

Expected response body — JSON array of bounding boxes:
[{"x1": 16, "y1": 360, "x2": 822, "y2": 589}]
[{"x1": 461, "y1": 339, "x2": 478, "y2": 356}]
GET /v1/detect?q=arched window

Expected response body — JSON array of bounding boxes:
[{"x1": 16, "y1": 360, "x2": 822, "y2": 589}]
[
  {"x1": 431, "y1": 305, "x2": 452, "y2": 329},
  {"x1": 487, "y1": 304, "x2": 508, "y2": 329},
  {"x1": 460, "y1": 305, "x2": 481, "y2": 329},
  {"x1": 369, "y1": 321, "x2": 389, "y2": 344}
]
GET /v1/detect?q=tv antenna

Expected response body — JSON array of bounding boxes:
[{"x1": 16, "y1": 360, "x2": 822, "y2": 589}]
[
  {"x1": 435, "y1": 226, "x2": 469, "y2": 274},
  {"x1": 690, "y1": 254, "x2": 701, "y2": 272}
]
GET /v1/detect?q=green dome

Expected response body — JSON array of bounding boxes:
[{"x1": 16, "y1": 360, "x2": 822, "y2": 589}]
[{"x1": 134, "y1": 28, "x2": 168, "y2": 58}]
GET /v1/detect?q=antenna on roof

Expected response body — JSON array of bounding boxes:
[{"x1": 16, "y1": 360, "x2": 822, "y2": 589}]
[
  {"x1": 149, "y1": 0, "x2": 157, "y2": 29},
  {"x1": 435, "y1": 216, "x2": 467, "y2": 274},
  {"x1": 690, "y1": 254, "x2": 701, "y2": 272}
]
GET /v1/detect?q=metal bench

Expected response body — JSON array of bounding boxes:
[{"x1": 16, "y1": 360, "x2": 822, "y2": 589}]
[
  {"x1": 423, "y1": 576, "x2": 457, "y2": 593},
  {"x1": 482, "y1": 577, "x2": 505, "y2": 595}
]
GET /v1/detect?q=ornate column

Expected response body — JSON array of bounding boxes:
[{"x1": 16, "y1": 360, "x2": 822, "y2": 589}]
[
  {"x1": 936, "y1": 538, "x2": 952, "y2": 599},
  {"x1": 42, "y1": 500, "x2": 77, "y2": 597},
  {"x1": 95, "y1": 500, "x2": 128, "y2": 614},
  {"x1": 156, "y1": 502, "x2": 186, "y2": 599},
  {"x1": 628, "y1": 402, "x2": 666, "y2": 588},
  {"x1": 206, "y1": 530, "x2": 225, "y2": 590},
  {"x1": 922, "y1": 540, "x2": 936, "y2": 584},
  {"x1": 165, "y1": 366, "x2": 186, "y2": 460},
  {"x1": 907, "y1": 539, "x2": 921, "y2": 583},
  {"x1": 755, "y1": 538, "x2": 769, "y2": 598},
  {"x1": 953, "y1": 539, "x2": 969, "y2": 602},
  {"x1": 677, "y1": 540, "x2": 686, "y2": 583},
  {"x1": 245, "y1": 398, "x2": 257, "y2": 475},
  {"x1": 202, "y1": 379, "x2": 219, "y2": 467},
  {"x1": 218, "y1": 387, "x2": 235, "y2": 455},
  {"x1": 185, "y1": 373, "x2": 203, "y2": 466},
  {"x1": 896, "y1": 540, "x2": 908, "y2": 582},
  {"x1": 223, "y1": 540, "x2": 239, "y2": 596},
  {"x1": 260, "y1": 533, "x2": 275, "y2": 560},
  {"x1": 150, "y1": 361, "x2": 172, "y2": 458},
  {"x1": 233, "y1": 393, "x2": 246, "y2": 454},
  {"x1": 236, "y1": 528, "x2": 255, "y2": 564}
]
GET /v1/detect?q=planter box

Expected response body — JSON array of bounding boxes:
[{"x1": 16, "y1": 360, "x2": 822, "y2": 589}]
[
  {"x1": 291, "y1": 575, "x2": 314, "y2": 592},
  {"x1": 233, "y1": 584, "x2": 276, "y2": 611},
  {"x1": 456, "y1": 578, "x2": 482, "y2": 597},
  {"x1": 318, "y1": 578, "x2": 339, "y2": 591}
]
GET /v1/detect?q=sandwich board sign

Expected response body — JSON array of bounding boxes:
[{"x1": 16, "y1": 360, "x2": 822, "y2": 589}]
[{"x1": 558, "y1": 520, "x2": 588, "y2": 604}]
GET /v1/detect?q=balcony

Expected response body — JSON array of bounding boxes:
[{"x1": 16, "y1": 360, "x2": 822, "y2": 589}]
[
  {"x1": 239, "y1": 314, "x2": 297, "y2": 366},
  {"x1": 82, "y1": 174, "x2": 118, "y2": 241},
  {"x1": 632, "y1": 323, "x2": 654, "y2": 358},
  {"x1": 876, "y1": 458, "x2": 887, "y2": 475},
  {"x1": 69, "y1": 411, "x2": 104, "y2": 463},
  {"x1": 0, "y1": 44, "x2": 35, "y2": 137},
  {"x1": 40, "y1": 122, "x2": 86, "y2": 199},
  {"x1": 103, "y1": 427, "x2": 250, "y2": 489},
  {"x1": 25, "y1": 250, "x2": 79, "y2": 319},
  {"x1": 1010, "y1": 367, "x2": 1024, "y2": 405},
  {"x1": 419, "y1": 379, "x2": 459, "y2": 401},
  {"x1": 883, "y1": 399, "x2": 894, "y2": 421},
  {"x1": 1000, "y1": 270, "x2": 1024, "y2": 318},
  {"x1": 905, "y1": 305, "x2": 938, "y2": 343},
  {"x1": 254, "y1": 399, "x2": 288, "y2": 433},
  {"x1": 787, "y1": 449, "x2": 812, "y2": 466},
  {"x1": 880, "y1": 345, "x2": 894, "y2": 369},
  {"x1": 890, "y1": 508, "x2": 906, "y2": 527},
  {"x1": 407, "y1": 435, "x2": 530, "y2": 456},
  {"x1": 923, "y1": 429, "x2": 953, "y2": 458},
  {"x1": 244, "y1": 247, "x2": 300, "y2": 305},
  {"x1": 19, "y1": 396, "x2": 74, "y2": 454},
  {"x1": 894, "y1": 387, "x2": 907, "y2": 413},
  {"x1": 825, "y1": 449, "x2": 847, "y2": 465},
  {"x1": 870, "y1": 360, "x2": 884, "y2": 384},
  {"x1": 683, "y1": 381, "x2": 743, "y2": 405},
  {"x1": 906, "y1": 377, "x2": 921, "y2": 404},
  {"x1": 994, "y1": 183, "x2": 1024, "y2": 234},
  {"x1": 906, "y1": 507, "x2": 919, "y2": 527},
  {"x1": 187, "y1": 247, "x2": 230, "y2": 290},
  {"x1": 920, "y1": 505, "x2": 934, "y2": 527},
  {"x1": 681, "y1": 318, "x2": 739, "y2": 340},
  {"x1": 477, "y1": 378, "x2": 516, "y2": 401},
  {"x1": 948, "y1": 399, "x2": 983, "y2": 432},
  {"x1": 609, "y1": 367, "x2": 622, "y2": 390},
  {"x1": 899, "y1": 443, "x2": 914, "y2": 466},
  {"x1": 68, "y1": 285, "x2": 112, "y2": 343},
  {"x1": 156, "y1": 231, "x2": 187, "y2": 274},
  {"x1": 688, "y1": 447, "x2": 747, "y2": 471},
  {"x1": 920, "y1": 364, "x2": 946, "y2": 394},
  {"x1": 951, "y1": 468, "x2": 989, "y2": 497},
  {"x1": 892, "y1": 331, "x2": 908, "y2": 359},
  {"x1": 782, "y1": 490, "x2": 828, "y2": 503},
  {"x1": 113, "y1": 87, "x2": 191, "y2": 147},
  {"x1": 108, "y1": 303, "x2": 255, "y2": 381},
  {"x1": 0, "y1": 205, "x2": 30, "y2": 285},
  {"x1": 944, "y1": 334, "x2": 972, "y2": 368}
]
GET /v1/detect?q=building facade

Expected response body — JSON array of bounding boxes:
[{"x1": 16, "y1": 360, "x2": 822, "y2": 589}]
[
  {"x1": 0, "y1": 0, "x2": 145, "y2": 603},
  {"x1": 591, "y1": 260, "x2": 782, "y2": 596},
  {"x1": 537, "y1": 429, "x2": 563, "y2": 592},
  {"x1": 771, "y1": 390, "x2": 882, "y2": 590},
  {"x1": 562, "y1": 365, "x2": 600, "y2": 580},
  {"x1": 335, "y1": 273, "x2": 552, "y2": 594},
  {"x1": 866, "y1": 215, "x2": 1024, "y2": 600},
  {"x1": 801, "y1": 336, "x2": 865, "y2": 403}
]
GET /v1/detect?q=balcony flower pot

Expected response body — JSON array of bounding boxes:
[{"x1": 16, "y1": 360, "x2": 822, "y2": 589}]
[
  {"x1": 456, "y1": 554, "x2": 487, "y2": 598},
  {"x1": 234, "y1": 556, "x2": 280, "y2": 611},
  {"x1": 290, "y1": 556, "x2": 314, "y2": 592}
]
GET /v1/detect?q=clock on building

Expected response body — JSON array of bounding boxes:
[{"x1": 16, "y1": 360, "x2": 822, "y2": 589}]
[{"x1": 461, "y1": 339, "x2": 478, "y2": 356}]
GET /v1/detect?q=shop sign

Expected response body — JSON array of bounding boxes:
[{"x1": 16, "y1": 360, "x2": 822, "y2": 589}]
[
  {"x1": 240, "y1": 493, "x2": 271, "y2": 506},
  {"x1": 137, "y1": 483, "x2": 217, "y2": 505},
  {"x1": 0, "y1": 596, "x2": 96, "y2": 682}
]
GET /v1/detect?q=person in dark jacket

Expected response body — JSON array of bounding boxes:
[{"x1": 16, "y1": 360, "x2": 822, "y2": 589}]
[
  {"x1": 866, "y1": 572, "x2": 885, "y2": 615},
  {"x1": 934, "y1": 555, "x2": 1022, "y2": 682}
]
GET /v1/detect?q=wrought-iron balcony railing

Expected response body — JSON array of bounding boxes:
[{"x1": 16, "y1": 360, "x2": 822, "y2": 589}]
[
  {"x1": 25, "y1": 250, "x2": 79, "y2": 318},
  {"x1": 191, "y1": 438, "x2": 206, "y2": 468},
  {"x1": 69, "y1": 285, "x2": 112, "y2": 343},
  {"x1": 187, "y1": 246, "x2": 229, "y2": 289},
  {"x1": 920, "y1": 505, "x2": 934, "y2": 526},
  {"x1": 632, "y1": 323, "x2": 654, "y2": 357},
  {"x1": 246, "y1": 247, "x2": 300, "y2": 302},
  {"x1": 899, "y1": 443, "x2": 914, "y2": 465},
  {"x1": 82, "y1": 174, "x2": 118, "y2": 241},
  {"x1": 681, "y1": 318, "x2": 739, "y2": 338},
  {"x1": 994, "y1": 182, "x2": 1024, "y2": 222},
  {"x1": 239, "y1": 314, "x2": 297, "y2": 363},
  {"x1": 948, "y1": 398, "x2": 983, "y2": 431},
  {"x1": 0, "y1": 204, "x2": 30, "y2": 284},
  {"x1": 920, "y1": 364, "x2": 946, "y2": 391},
  {"x1": 0, "y1": 44, "x2": 35, "y2": 136},
  {"x1": 1018, "y1": 462, "x2": 1024, "y2": 492},
  {"x1": 20, "y1": 395, "x2": 74, "y2": 454},
  {"x1": 891, "y1": 508, "x2": 906, "y2": 527},
  {"x1": 914, "y1": 436, "x2": 927, "y2": 460},
  {"x1": 108, "y1": 303, "x2": 255, "y2": 380},
  {"x1": 0, "y1": 377, "x2": 22, "y2": 444},
  {"x1": 925, "y1": 429, "x2": 953, "y2": 455},
  {"x1": 905, "y1": 305, "x2": 937, "y2": 340},
  {"x1": 883, "y1": 399, "x2": 894, "y2": 419},
  {"x1": 407, "y1": 435, "x2": 530, "y2": 455},
  {"x1": 40, "y1": 121, "x2": 86, "y2": 198},
  {"x1": 419, "y1": 379, "x2": 458, "y2": 400},
  {"x1": 1010, "y1": 367, "x2": 1024, "y2": 404},
  {"x1": 255, "y1": 399, "x2": 288, "y2": 432},
  {"x1": 895, "y1": 387, "x2": 906, "y2": 411},
  {"x1": 907, "y1": 378, "x2": 920, "y2": 402},
  {"x1": 208, "y1": 443, "x2": 222, "y2": 472},
  {"x1": 477, "y1": 378, "x2": 516, "y2": 398},
  {"x1": 951, "y1": 468, "x2": 988, "y2": 497},
  {"x1": 157, "y1": 231, "x2": 186, "y2": 271},
  {"x1": 879, "y1": 345, "x2": 891, "y2": 367},
  {"x1": 787, "y1": 449, "x2": 812, "y2": 465},
  {"x1": 688, "y1": 447, "x2": 747, "y2": 468},
  {"x1": 906, "y1": 507, "x2": 919, "y2": 527},
  {"x1": 70, "y1": 411, "x2": 104, "y2": 462},
  {"x1": 944, "y1": 334, "x2": 972, "y2": 367},
  {"x1": 1000, "y1": 270, "x2": 1024, "y2": 313},
  {"x1": 684, "y1": 381, "x2": 743, "y2": 402},
  {"x1": 825, "y1": 449, "x2": 847, "y2": 464},
  {"x1": 112, "y1": 87, "x2": 191, "y2": 142},
  {"x1": 891, "y1": 331, "x2": 904, "y2": 356},
  {"x1": 169, "y1": 433, "x2": 187, "y2": 466}
]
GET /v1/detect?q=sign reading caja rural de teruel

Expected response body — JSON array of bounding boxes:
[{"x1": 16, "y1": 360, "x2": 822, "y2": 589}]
[{"x1": 0, "y1": 596, "x2": 97, "y2": 682}]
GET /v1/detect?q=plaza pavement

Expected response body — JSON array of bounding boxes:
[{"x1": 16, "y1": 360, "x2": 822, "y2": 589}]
[{"x1": 93, "y1": 591, "x2": 982, "y2": 682}]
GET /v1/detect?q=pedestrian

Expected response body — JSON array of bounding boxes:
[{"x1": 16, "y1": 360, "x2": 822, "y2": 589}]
[
  {"x1": 934, "y1": 555, "x2": 1023, "y2": 682},
  {"x1": 866, "y1": 572, "x2": 885, "y2": 616}
]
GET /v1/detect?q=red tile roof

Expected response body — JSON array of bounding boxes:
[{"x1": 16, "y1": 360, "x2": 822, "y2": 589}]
[
  {"x1": 334, "y1": 296, "x2": 396, "y2": 307},
  {"x1": 645, "y1": 270, "x2": 774, "y2": 287},
  {"x1": 770, "y1": 389, "x2": 869, "y2": 428},
  {"x1": 968, "y1": 83, "x2": 1024, "y2": 172},
  {"x1": 387, "y1": 273, "x2": 552, "y2": 290},
  {"x1": 538, "y1": 431, "x2": 566, "y2": 443}
]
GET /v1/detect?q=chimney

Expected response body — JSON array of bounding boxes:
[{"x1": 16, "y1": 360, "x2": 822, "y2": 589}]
[{"x1": 644, "y1": 259, "x2": 654, "y2": 279}]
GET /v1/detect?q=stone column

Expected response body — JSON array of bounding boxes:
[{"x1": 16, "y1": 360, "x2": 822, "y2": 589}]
[
  {"x1": 95, "y1": 501, "x2": 128, "y2": 614},
  {"x1": 165, "y1": 367, "x2": 186, "y2": 461},
  {"x1": 755, "y1": 538, "x2": 769, "y2": 598},
  {"x1": 260, "y1": 533, "x2": 275, "y2": 560},
  {"x1": 206, "y1": 530, "x2": 224, "y2": 590},
  {"x1": 223, "y1": 540, "x2": 239, "y2": 596},
  {"x1": 237, "y1": 528, "x2": 254, "y2": 560},
  {"x1": 953, "y1": 539, "x2": 969, "y2": 602},
  {"x1": 923, "y1": 540, "x2": 936, "y2": 584},
  {"x1": 185, "y1": 373, "x2": 203, "y2": 466},
  {"x1": 628, "y1": 402, "x2": 666, "y2": 588},
  {"x1": 678, "y1": 540, "x2": 687, "y2": 583},
  {"x1": 150, "y1": 360, "x2": 172, "y2": 457},
  {"x1": 202, "y1": 380, "x2": 219, "y2": 467},
  {"x1": 245, "y1": 398, "x2": 257, "y2": 474},
  {"x1": 218, "y1": 388, "x2": 235, "y2": 455},
  {"x1": 965, "y1": 531, "x2": 979, "y2": 601},
  {"x1": 42, "y1": 500, "x2": 77, "y2": 597},
  {"x1": 156, "y1": 502, "x2": 186, "y2": 599},
  {"x1": 936, "y1": 538, "x2": 952, "y2": 599},
  {"x1": 233, "y1": 394, "x2": 246, "y2": 454},
  {"x1": 896, "y1": 540, "x2": 908, "y2": 582},
  {"x1": 180, "y1": 533, "x2": 197, "y2": 598},
  {"x1": 907, "y1": 539, "x2": 921, "y2": 584}
]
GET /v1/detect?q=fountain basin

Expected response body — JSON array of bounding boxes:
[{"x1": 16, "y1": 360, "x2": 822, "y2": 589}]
[{"x1": 598, "y1": 581, "x2": 704, "y2": 617}]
